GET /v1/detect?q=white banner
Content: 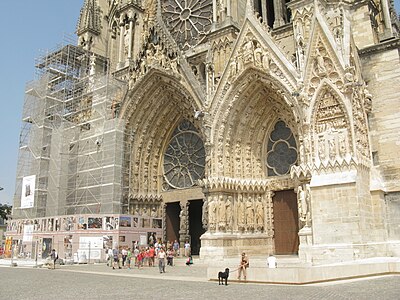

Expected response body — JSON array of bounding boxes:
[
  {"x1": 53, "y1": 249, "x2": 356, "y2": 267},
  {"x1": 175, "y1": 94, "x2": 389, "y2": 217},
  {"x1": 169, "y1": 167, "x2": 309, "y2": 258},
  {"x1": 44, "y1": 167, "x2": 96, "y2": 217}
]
[
  {"x1": 21, "y1": 175, "x2": 36, "y2": 208},
  {"x1": 23, "y1": 225, "x2": 34, "y2": 242},
  {"x1": 79, "y1": 236, "x2": 103, "y2": 249}
]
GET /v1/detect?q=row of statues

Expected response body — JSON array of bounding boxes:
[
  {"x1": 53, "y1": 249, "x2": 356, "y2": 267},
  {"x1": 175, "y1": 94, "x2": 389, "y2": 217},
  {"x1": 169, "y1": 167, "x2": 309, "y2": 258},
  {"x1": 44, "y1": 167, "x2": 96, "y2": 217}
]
[{"x1": 207, "y1": 194, "x2": 266, "y2": 233}]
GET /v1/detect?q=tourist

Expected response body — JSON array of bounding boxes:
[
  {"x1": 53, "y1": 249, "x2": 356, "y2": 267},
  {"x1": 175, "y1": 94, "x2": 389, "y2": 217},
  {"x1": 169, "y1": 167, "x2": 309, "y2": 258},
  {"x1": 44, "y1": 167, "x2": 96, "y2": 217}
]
[
  {"x1": 133, "y1": 246, "x2": 139, "y2": 266},
  {"x1": 121, "y1": 247, "x2": 127, "y2": 267},
  {"x1": 173, "y1": 240, "x2": 179, "y2": 256},
  {"x1": 148, "y1": 246, "x2": 155, "y2": 267},
  {"x1": 112, "y1": 247, "x2": 121, "y2": 269},
  {"x1": 184, "y1": 241, "x2": 191, "y2": 257},
  {"x1": 50, "y1": 249, "x2": 58, "y2": 269},
  {"x1": 167, "y1": 248, "x2": 174, "y2": 266},
  {"x1": 126, "y1": 248, "x2": 132, "y2": 269},
  {"x1": 185, "y1": 255, "x2": 193, "y2": 266},
  {"x1": 157, "y1": 248, "x2": 166, "y2": 273},
  {"x1": 137, "y1": 249, "x2": 144, "y2": 269},
  {"x1": 238, "y1": 252, "x2": 249, "y2": 280},
  {"x1": 107, "y1": 248, "x2": 113, "y2": 267}
]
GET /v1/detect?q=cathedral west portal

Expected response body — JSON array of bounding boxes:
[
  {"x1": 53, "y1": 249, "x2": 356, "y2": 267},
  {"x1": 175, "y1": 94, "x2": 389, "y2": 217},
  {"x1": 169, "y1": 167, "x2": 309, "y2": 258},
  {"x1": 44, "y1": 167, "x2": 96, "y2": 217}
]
[{"x1": 6, "y1": 0, "x2": 400, "y2": 268}]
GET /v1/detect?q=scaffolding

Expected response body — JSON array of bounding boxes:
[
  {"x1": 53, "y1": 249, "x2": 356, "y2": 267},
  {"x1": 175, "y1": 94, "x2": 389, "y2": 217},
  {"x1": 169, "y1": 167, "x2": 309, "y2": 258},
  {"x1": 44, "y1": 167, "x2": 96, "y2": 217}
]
[{"x1": 13, "y1": 39, "x2": 127, "y2": 220}]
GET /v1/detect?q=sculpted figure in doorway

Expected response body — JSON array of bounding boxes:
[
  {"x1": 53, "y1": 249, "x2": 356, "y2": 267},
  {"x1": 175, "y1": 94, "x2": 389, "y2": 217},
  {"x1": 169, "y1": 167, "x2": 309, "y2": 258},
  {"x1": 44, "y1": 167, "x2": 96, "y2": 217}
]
[
  {"x1": 255, "y1": 196, "x2": 264, "y2": 232},
  {"x1": 297, "y1": 185, "x2": 309, "y2": 227},
  {"x1": 218, "y1": 195, "x2": 226, "y2": 230},
  {"x1": 226, "y1": 196, "x2": 233, "y2": 232},
  {"x1": 202, "y1": 198, "x2": 208, "y2": 230},
  {"x1": 237, "y1": 195, "x2": 245, "y2": 230},
  {"x1": 245, "y1": 196, "x2": 254, "y2": 230},
  {"x1": 209, "y1": 196, "x2": 217, "y2": 230}
]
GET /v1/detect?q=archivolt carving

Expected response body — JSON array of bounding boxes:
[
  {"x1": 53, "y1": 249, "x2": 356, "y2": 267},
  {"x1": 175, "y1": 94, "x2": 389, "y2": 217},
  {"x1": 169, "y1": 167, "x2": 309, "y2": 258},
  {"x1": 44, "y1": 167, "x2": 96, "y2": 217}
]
[
  {"x1": 312, "y1": 88, "x2": 352, "y2": 164},
  {"x1": 308, "y1": 41, "x2": 343, "y2": 96}
]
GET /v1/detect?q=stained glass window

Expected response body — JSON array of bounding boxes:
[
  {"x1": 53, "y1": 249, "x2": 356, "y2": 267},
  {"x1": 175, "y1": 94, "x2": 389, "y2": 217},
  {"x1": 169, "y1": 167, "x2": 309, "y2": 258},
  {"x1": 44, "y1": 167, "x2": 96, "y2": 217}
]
[
  {"x1": 266, "y1": 121, "x2": 297, "y2": 176},
  {"x1": 163, "y1": 120, "x2": 205, "y2": 189}
]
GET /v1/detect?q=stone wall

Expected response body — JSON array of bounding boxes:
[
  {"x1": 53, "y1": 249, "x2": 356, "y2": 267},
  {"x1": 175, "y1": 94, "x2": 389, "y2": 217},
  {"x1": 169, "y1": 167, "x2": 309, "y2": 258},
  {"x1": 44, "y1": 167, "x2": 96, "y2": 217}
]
[{"x1": 361, "y1": 46, "x2": 400, "y2": 192}]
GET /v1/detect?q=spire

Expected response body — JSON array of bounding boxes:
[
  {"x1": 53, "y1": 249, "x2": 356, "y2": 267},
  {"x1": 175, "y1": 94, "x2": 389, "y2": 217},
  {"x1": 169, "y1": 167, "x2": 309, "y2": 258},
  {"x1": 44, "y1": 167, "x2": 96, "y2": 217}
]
[{"x1": 77, "y1": 0, "x2": 102, "y2": 36}]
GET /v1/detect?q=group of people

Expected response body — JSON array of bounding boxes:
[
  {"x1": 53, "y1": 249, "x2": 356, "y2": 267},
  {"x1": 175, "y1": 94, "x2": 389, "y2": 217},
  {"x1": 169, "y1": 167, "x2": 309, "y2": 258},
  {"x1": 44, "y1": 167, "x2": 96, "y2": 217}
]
[{"x1": 107, "y1": 239, "x2": 190, "y2": 273}]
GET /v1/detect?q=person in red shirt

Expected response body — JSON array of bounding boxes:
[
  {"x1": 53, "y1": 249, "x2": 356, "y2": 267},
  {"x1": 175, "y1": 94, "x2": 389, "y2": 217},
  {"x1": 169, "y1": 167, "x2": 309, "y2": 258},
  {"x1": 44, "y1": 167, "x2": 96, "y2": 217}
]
[
  {"x1": 137, "y1": 249, "x2": 143, "y2": 269},
  {"x1": 148, "y1": 246, "x2": 155, "y2": 267}
]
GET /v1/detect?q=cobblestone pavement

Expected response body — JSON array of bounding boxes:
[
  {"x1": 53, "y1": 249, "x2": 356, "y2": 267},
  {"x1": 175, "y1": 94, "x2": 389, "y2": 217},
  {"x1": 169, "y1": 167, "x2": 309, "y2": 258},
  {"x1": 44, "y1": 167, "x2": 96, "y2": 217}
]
[{"x1": 0, "y1": 263, "x2": 399, "y2": 300}]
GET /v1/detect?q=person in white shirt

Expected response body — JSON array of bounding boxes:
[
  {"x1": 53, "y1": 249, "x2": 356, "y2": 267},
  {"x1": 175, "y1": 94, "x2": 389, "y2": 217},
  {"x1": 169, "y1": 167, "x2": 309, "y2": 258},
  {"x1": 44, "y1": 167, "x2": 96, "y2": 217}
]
[
  {"x1": 107, "y1": 248, "x2": 113, "y2": 267},
  {"x1": 184, "y1": 241, "x2": 191, "y2": 257},
  {"x1": 267, "y1": 254, "x2": 277, "y2": 268},
  {"x1": 157, "y1": 248, "x2": 166, "y2": 273},
  {"x1": 121, "y1": 248, "x2": 128, "y2": 267}
]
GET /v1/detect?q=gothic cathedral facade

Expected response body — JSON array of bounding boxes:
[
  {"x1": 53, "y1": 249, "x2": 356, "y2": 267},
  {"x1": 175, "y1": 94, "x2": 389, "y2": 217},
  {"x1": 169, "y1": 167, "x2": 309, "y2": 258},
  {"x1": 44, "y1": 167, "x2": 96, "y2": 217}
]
[{"x1": 7, "y1": 0, "x2": 400, "y2": 265}]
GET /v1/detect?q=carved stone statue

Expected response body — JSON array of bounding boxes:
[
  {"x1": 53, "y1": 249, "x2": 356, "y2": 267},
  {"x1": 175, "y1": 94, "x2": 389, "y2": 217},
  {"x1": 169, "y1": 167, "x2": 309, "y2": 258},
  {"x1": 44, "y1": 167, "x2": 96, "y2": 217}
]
[
  {"x1": 229, "y1": 59, "x2": 237, "y2": 79},
  {"x1": 315, "y1": 48, "x2": 327, "y2": 75},
  {"x1": 254, "y1": 44, "x2": 263, "y2": 67},
  {"x1": 209, "y1": 196, "x2": 217, "y2": 230},
  {"x1": 151, "y1": 206, "x2": 158, "y2": 218},
  {"x1": 245, "y1": 196, "x2": 254, "y2": 229},
  {"x1": 262, "y1": 51, "x2": 270, "y2": 70},
  {"x1": 179, "y1": 204, "x2": 188, "y2": 231},
  {"x1": 255, "y1": 196, "x2": 264, "y2": 231},
  {"x1": 297, "y1": 185, "x2": 309, "y2": 227},
  {"x1": 226, "y1": 196, "x2": 233, "y2": 231},
  {"x1": 202, "y1": 198, "x2": 208, "y2": 230},
  {"x1": 305, "y1": 184, "x2": 311, "y2": 226},
  {"x1": 237, "y1": 195, "x2": 245, "y2": 229},
  {"x1": 243, "y1": 39, "x2": 254, "y2": 63},
  {"x1": 218, "y1": 195, "x2": 226, "y2": 230}
]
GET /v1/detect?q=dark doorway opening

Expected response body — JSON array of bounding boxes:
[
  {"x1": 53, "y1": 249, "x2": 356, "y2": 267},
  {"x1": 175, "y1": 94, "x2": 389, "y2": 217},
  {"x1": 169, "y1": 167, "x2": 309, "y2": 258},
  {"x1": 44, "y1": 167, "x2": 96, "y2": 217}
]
[
  {"x1": 166, "y1": 202, "x2": 181, "y2": 244},
  {"x1": 273, "y1": 190, "x2": 299, "y2": 255},
  {"x1": 188, "y1": 199, "x2": 205, "y2": 255}
]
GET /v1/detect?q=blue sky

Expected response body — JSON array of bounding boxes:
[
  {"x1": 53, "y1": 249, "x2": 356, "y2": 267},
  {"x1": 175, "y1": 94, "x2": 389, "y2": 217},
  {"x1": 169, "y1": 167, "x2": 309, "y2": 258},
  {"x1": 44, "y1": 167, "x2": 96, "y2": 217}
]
[
  {"x1": 0, "y1": 1, "x2": 82, "y2": 204},
  {"x1": 0, "y1": 1, "x2": 399, "y2": 205}
]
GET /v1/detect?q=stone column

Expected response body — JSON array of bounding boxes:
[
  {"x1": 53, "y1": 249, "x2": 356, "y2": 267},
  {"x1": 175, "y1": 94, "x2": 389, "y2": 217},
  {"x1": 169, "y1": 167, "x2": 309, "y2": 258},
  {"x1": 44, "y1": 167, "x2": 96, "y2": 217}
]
[
  {"x1": 179, "y1": 201, "x2": 189, "y2": 255},
  {"x1": 128, "y1": 14, "x2": 134, "y2": 59},
  {"x1": 273, "y1": 0, "x2": 285, "y2": 28},
  {"x1": 213, "y1": 0, "x2": 217, "y2": 22},
  {"x1": 261, "y1": 0, "x2": 267, "y2": 23},
  {"x1": 118, "y1": 19, "x2": 125, "y2": 64}
]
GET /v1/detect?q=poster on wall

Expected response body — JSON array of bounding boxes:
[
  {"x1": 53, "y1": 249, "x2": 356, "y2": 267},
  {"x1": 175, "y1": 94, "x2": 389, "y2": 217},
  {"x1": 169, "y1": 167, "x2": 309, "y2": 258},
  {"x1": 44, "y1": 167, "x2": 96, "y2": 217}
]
[
  {"x1": 119, "y1": 216, "x2": 131, "y2": 227},
  {"x1": 42, "y1": 238, "x2": 52, "y2": 259},
  {"x1": 139, "y1": 235, "x2": 147, "y2": 246},
  {"x1": 23, "y1": 224, "x2": 34, "y2": 242},
  {"x1": 21, "y1": 175, "x2": 36, "y2": 208},
  {"x1": 88, "y1": 217, "x2": 102, "y2": 229},
  {"x1": 5, "y1": 237, "x2": 12, "y2": 258}
]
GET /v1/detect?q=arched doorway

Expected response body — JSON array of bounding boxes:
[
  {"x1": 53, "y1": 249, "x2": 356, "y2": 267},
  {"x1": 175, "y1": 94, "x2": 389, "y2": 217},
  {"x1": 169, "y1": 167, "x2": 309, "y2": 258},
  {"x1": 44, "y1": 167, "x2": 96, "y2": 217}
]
[{"x1": 162, "y1": 120, "x2": 206, "y2": 253}]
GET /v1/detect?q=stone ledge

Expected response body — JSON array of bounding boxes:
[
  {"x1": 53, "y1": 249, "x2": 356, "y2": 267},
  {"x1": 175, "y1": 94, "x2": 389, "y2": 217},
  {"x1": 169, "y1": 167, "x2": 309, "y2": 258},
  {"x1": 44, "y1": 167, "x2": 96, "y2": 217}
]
[{"x1": 207, "y1": 258, "x2": 400, "y2": 284}]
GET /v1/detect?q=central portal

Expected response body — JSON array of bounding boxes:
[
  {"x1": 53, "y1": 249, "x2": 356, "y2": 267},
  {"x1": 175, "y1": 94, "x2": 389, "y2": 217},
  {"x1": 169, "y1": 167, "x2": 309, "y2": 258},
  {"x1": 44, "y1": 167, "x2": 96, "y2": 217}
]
[
  {"x1": 188, "y1": 199, "x2": 205, "y2": 255},
  {"x1": 273, "y1": 190, "x2": 299, "y2": 254},
  {"x1": 166, "y1": 202, "x2": 181, "y2": 244}
]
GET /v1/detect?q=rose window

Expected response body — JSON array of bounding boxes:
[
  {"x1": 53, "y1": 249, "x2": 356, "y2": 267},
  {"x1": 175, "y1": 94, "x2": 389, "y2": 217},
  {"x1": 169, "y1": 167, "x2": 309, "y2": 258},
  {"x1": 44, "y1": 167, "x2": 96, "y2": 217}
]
[
  {"x1": 163, "y1": 120, "x2": 205, "y2": 189},
  {"x1": 161, "y1": 0, "x2": 213, "y2": 50}
]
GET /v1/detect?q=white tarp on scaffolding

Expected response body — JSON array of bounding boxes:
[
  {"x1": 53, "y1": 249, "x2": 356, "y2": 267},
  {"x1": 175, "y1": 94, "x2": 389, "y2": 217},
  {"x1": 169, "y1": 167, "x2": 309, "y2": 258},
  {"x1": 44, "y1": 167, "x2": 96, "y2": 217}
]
[
  {"x1": 23, "y1": 225, "x2": 34, "y2": 242},
  {"x1": 21, "y1": 175, "x2": 36, "y2": 208}
]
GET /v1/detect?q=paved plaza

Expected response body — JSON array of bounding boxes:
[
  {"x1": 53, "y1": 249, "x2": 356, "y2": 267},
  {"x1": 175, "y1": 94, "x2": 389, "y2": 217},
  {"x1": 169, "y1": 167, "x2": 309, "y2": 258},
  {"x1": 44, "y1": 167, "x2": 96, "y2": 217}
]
[{"x1": 0, "y1": 259, "x2": 399, "y2": 300}]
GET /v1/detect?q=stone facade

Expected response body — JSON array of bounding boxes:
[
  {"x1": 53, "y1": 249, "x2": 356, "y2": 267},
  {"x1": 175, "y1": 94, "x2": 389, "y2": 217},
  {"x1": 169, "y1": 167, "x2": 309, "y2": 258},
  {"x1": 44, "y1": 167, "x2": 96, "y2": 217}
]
[{"x1": 7, "y1": 0, "x2": 400, "y2": 265}]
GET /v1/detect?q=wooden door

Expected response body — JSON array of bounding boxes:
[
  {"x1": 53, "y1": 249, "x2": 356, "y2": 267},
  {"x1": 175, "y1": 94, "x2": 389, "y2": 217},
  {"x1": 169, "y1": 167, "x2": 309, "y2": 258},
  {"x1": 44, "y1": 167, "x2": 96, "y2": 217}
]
[{"x1": 273, "y1": 190, "x2": 299, "y2": 254}]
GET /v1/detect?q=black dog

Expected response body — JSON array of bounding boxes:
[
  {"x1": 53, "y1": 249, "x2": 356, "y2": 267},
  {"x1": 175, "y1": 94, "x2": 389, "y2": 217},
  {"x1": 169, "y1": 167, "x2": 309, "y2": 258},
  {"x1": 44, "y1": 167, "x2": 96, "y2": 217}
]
[{"x1": 218, "y1": 268, "x2": 230, "y2": 285}]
